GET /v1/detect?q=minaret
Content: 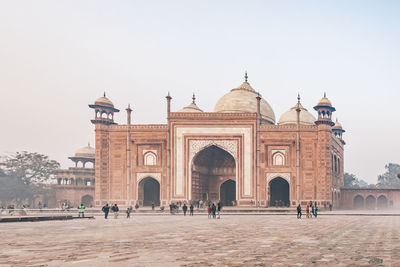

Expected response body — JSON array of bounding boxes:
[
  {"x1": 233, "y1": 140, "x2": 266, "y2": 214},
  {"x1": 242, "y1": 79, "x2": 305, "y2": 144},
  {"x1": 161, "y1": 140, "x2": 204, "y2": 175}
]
[
  {"x1": 313, "y1": 93, "x2": 336, "y2": 126},
  {"x1": 313, "y1": 93, "x2": 336, "y2": 207},
  {"x1": 126, "y1": 104, "x2": 132, "y2": 206},
  {"x1": 332, "y1": 118, "x2": 346, "y2": 144},
  {"x1": 296, "y1": 93, "x2": 301, "y2": 205},
  {"x1": 88, "y1": 93, "x2": 119, "y2": 206},
  {"x1": 89, "y1": 92, "x2": 120, "y2": 125}
]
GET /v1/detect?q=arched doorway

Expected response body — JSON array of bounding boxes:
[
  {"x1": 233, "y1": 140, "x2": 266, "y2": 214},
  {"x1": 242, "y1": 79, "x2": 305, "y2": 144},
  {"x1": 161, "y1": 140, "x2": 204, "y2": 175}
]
[
  {"x1": 269, "y1": 177, "x2": 290, "y2": 207},
  {"x1": 138, "y1": 177, "x2": 160, "y2": 206},
  {"x1": 191, "y1": 145, "x2": 236, "y2": 203},
  {"x1": 220, "y1": 180, "x2": 236, "y2": 206},
  {"x1": 365, "y1": 195, "x2": 376, "y2": 210},
  {"x1": 81, "y1": 195, "x2": 93, "y2": 207},
  {"x1": 377, "y1": 195, "x2": 388, "y2": 209},
  {"x1": 353, "y1": 195, "x2": 364, "y2": 209}
]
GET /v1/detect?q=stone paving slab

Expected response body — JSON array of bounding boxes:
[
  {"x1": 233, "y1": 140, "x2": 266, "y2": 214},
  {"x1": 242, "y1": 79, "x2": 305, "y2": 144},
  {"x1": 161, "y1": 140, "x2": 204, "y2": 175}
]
[{"x1": 0, "y1": 215, "x2": 399, "y2": 266}]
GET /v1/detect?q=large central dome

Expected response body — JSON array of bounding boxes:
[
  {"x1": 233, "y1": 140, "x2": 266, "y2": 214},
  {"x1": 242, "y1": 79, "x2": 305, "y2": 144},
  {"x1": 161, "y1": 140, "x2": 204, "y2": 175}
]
[{"x1": 214, "y1": 75, "x2": 275, "y2": 124}]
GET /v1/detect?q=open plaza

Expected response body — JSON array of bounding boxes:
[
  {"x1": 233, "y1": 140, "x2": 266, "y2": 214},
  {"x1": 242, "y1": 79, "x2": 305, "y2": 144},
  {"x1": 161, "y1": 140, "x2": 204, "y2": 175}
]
[{"x1": 1, "y1": 212, "x2": 400, "y2": 266}]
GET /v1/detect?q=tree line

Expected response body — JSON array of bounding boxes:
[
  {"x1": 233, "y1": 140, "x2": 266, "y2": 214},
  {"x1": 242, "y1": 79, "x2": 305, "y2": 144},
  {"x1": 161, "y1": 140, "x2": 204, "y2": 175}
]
[
  {"x1": 0, "y1": 151, "x2": 60, "y2": 207},
  {"x1": 344, "y1": 163, "x2": 400, "y2": 187}
]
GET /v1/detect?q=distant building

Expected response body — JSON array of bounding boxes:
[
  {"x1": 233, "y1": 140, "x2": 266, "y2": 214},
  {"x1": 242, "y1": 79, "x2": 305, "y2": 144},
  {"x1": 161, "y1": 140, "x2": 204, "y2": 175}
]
[
  {"x1": 53, "y1": 144, "x2": 95, "y2": 208},
  {"x1": 89, "y1": 74, "x2": 347, "y2": 208}
]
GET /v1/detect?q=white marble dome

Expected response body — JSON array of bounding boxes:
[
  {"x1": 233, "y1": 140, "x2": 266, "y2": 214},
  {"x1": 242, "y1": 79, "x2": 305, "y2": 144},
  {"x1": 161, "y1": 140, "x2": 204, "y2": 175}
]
[
  {"x1": 278, "y1": 103, "x2": 316, "y2": 125},
  {"x1": 214, "y1": 79, "x2": 275, "y2": 124},
  {"x1": 75, "y1": 144, "x2": 95, "y2": 158}
]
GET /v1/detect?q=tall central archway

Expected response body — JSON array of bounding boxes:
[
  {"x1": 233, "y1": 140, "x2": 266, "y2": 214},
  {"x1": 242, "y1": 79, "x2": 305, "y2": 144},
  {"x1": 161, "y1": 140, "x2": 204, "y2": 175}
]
[
  {"x1": 191, "y1": 145, "x2": 236, "y2": 204},
  {"x1": 269, "y1": 177, "x2": 290, "y2": 207}
]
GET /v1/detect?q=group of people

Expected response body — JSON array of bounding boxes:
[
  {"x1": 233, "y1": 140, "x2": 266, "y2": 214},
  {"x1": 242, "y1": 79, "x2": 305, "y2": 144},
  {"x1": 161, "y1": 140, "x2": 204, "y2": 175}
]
[
  {"x1": 101, "y1": 203, "x2": 120, "y2": 219},
  {"x1": 207, "y1": 202, "x2": 222, "y2": 219},
  {"x1": 296, "y1": 201, "x2": 319, "y2": 219}
]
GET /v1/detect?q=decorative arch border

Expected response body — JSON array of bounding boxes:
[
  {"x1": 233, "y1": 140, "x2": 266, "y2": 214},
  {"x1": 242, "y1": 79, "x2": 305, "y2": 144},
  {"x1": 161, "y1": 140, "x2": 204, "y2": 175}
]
[
  {"x1": 266, "y1": 172, "x2": 291, "y2": 184},
  {"x1": 136, "y1": 172, "x2": 161, "y2": 184},
  {"x1": 265, "y1": 173, "x2": 291, "y2": 205},
  {"x1": 136, "y1": 173, "x2": 161, "y2": 205},
  {"x1": 188, "y1": 139, "x2": 238, "y2": 200}
]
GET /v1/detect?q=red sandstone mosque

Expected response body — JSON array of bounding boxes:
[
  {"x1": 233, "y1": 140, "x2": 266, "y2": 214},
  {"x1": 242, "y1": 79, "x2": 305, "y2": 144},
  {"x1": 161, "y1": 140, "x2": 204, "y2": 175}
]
[{"x1": 88, "y1": 73, "x2": 347, "y2": 208}]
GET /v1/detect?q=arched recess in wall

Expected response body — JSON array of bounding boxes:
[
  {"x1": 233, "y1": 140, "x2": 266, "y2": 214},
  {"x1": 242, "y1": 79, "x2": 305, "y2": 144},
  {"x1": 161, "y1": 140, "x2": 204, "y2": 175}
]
[
  {"x1": 272, "y1": 152, "x2": 285, "y2": 166},
  {"x1": 144, "y1": 152, "x2": 157, "y2": 166}
]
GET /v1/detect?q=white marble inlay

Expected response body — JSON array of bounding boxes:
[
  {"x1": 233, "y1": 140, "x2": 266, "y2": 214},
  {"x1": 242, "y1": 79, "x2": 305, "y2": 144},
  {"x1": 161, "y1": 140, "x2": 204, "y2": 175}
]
[
  {"x1": 136, "y1": 172, "x2": 161, "y2": 183},
  {"x1": 174, "y1": 126, "x2": 253, "y2": 197}
]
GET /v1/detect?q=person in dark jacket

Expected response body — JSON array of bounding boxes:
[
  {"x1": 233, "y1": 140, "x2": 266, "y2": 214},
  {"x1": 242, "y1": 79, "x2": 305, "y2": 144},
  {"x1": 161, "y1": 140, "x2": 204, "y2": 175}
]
[
  {"x1": 296, "y1": 204, "x2": 302, "y2": 219},
  {"x1": 111, "y1": 204, "x2": 119, "y2": 219},
  {"x1": 182, "y1": 203, "x2": 188, "y2": 216},
  {"x1": 211, "y1": 203, "x2": 216, "y2": 219},
  {"x1": 189, "y1": 204, "x2": 194, "y2": 216},
  {"x1": 102, "y1": 204, "x2": 110, "y2": 219},
  {"x1": 217, "y1": 202, "x2": 222, "y2": 219}
]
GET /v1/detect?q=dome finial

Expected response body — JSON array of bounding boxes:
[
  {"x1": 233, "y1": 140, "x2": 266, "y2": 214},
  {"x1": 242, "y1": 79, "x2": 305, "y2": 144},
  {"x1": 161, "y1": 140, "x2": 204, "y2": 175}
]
[
  {"x1": 192, "y1": 93, "x2": 196, "y2": 104},
  {"x1": 244, "y1": 71, "x2": 248, "y2": 83},
  {"x1": 104, "y1": 92, "x2": 106, "y2": 97},
  {"x1": 88, "y1": 142, "x2": 90, "y2": 147},
  {"x1": 324, "y1": 92, "x2": 326, "y2": 98},
  {"x1": 297, "y1": 93, "x2": 301, "y2": 104}
]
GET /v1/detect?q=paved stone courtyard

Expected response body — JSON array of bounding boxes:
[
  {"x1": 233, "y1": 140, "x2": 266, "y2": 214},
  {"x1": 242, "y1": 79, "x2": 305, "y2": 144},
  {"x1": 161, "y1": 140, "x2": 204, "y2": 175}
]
[{"x1": 1, "y1": 214, "x2": 400, "y2": 266}]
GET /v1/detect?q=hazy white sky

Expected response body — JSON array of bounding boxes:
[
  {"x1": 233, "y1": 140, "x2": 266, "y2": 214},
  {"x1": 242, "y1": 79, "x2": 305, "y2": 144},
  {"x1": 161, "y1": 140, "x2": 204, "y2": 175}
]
[{"x1": 1, "y1": 1, "x2": 399, "y2": 184}]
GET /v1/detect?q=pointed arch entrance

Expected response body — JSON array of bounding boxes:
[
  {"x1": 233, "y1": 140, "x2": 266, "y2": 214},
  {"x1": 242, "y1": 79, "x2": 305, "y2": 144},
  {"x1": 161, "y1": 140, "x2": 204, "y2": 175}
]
[
  {"x1": 191, "y1": 145, "x2": 236, "y2": 204},
  {"x1": 269, "y1": 177, "x2": 290, "y2": 207},
  {"x1": 220, "y1": 179, "x2": 236, "y2": 206},
  {"x1": 138, "y1": 177, "x2": 160, "y2": 206}
]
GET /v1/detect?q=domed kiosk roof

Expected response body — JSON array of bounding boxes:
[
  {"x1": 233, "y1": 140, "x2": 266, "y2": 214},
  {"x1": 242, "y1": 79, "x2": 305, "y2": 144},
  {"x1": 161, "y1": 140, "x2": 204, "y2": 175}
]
[
  {"x1": 332, "y1": 119, "x2": 345, "y2": 131},
  {"x1": 95, "y1": 93, "x2": 114, "y2": 107},
  {"x1": 278, "y1": 102, "x2": 316, "y2": 126},
  {"x1": 178, "y1": 94, "x2": 203, "y2": 112},
  {"x1": 214, "y1": 73, "x2": 275, "y2": 124},
  {"x1": 316, "y1": 93, "x2": 333, "y2": 107},
  {"x1": 75, "y1": 144, "x2": 95, "y2": 158}
]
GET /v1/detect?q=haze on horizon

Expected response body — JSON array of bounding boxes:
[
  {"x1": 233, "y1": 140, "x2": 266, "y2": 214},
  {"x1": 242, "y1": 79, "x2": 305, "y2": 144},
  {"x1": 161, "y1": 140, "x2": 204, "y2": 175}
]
[{"x1": 0, "y1": 0, "x2": 399, "y2": 184}]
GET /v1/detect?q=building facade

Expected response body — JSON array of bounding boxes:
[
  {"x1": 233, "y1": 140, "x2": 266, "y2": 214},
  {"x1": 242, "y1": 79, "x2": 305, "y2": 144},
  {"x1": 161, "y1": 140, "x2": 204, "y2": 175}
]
[
  {"x1": 89, "y1": 75, "x2": 345, "y2": 208},
  {"x1": 53, "y1": 144, "x2": 95, "y2": 208}
]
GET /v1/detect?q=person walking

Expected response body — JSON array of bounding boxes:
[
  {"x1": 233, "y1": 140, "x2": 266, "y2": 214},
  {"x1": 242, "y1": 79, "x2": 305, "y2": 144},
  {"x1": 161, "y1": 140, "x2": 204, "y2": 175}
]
[
  {"x1": 296, "y1": 204, "x2": 302, "y2": 219},
  {"x1": 102, "y1": 204, "x2": 110, "y2": 219},
  {"x1": 78, "y1": 203, "x2": 85, "y2": 218},
  {"x1": 190, "y1": 203, "x2": 194, "y2": 216},
  {"x1": 182, "y1": 203, "x2": 188, "y2": 216},
  {"x1": 207, "y1": 204, "x2": 211, "y2": 219},
  {"x1": 314, "y1": 204, "x2": 318, "y2": 218},
  {"x1": 217, "y1": 202, "x2": 222, "y2": 219},
  {"x1": 126, "y1": 206, "x2": 131, "y2": 218},
  {"x1": 311, "y1": 204, "x2": 315, "y2": 218},
  {"x1": 211, "y1": 203, "x2": 216, "y2": 219},
  {"x1": 112, "y1": 204, "x2": 119, "y2": 219},
  {"x1": 152, "y1": 202, "x2": 155, "y2": 211},
  {"x1": 306, "y1": 204, "x2": 310, "y2": 218}
]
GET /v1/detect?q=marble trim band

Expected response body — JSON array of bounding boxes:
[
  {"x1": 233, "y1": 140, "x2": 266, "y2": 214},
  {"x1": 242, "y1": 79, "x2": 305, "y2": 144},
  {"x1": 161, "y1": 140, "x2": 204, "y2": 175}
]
[
  {"x1": 136, "y1": 172, "x2": 161, "y2": 183},
  {"x1": 266, "y1": 172, "x2": 291, "y2": 183}
]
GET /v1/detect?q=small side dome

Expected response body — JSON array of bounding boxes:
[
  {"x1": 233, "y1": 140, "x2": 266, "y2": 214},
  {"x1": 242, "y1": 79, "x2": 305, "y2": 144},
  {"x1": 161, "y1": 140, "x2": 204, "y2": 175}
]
[
  {"x1": 75, "y1": 144, "x2": 95, "y2": 158},
  {"x1": 95, "y1": 92, "x2": 114, "y2": 107},
  {"x1": 178, "y1": 94, "x2": 203, "y2": 112},
  {"x1": 278, "y1": 103, "x2": 316, "y2": 125},
  {"x1": 317, "y1": 93, "x2": 332, "y2": 107},
  {"x1": 332, "y1": 120, "x2": 343, "y2": 130}
]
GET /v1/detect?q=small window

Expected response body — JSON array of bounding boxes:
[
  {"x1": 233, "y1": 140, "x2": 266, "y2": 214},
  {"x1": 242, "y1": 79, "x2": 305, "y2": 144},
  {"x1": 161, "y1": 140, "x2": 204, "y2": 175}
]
[
  {"x1": 273, "y1": 153, "x2": 285, "y2": 166},
  {"x1": 144, "y1": 152, "x2": 156, "y2": 166}
]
